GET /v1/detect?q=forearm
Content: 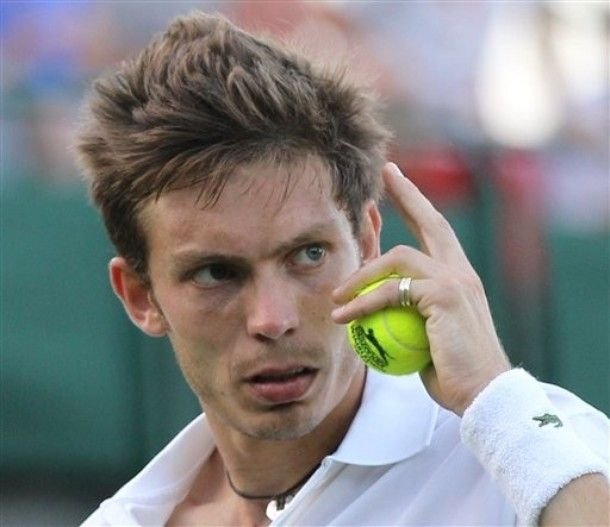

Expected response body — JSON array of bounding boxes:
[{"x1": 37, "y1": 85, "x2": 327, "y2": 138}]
[{"x1": 539, "y1": 473, "x2": 610, "y2": 526}]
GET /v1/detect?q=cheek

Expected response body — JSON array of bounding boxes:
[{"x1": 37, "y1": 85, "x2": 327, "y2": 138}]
[
  {"x1": 170, "y1": 337, "x2": 231, "y2": 405},
  {"x1": 303, "y1": 289, "x2": 348, "y2": 352},
  {"x1": 160, "y1": 285, "x2": 240, "y2": 341},
  {"x1": 301, "y1": 283, "x2": 336, "y2": 329},
  {"x1": 165, "y1": 304, "x2": 239, "y2": 388}
]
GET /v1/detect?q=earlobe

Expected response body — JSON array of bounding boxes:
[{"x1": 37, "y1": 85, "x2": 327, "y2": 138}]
[
  {"x1": 109, "y1": 257, "x2": 167, "y2": 337},
  {"x1": 359, "y1": 201, "x2": 382, "y2": 262}
]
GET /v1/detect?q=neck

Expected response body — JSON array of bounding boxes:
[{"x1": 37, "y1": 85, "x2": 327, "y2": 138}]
[
  {"x1": 210, "y1": 365, "x2": 366, "y2": 499},
  {"x1": 225, "y1": 461, "x2": 320, "y2": 504}
]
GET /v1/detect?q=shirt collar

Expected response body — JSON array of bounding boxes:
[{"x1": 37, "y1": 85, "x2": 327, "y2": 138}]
[
  {"x1": 115, "y1": 414, "x2": 213, "y2": 501},
  {"x1": 330, "y1": 369, "x2": 439, "y2": 466}
]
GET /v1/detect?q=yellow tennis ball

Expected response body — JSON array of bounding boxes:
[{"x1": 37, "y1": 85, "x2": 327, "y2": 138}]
[{"x1": 347, "y1": 277, "x2": 431, "y2": 375}]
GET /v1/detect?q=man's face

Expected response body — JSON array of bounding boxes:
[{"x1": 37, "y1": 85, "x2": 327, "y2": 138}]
[{"x1": 139, "y1": 157, "x2": 378, "y2": 441}]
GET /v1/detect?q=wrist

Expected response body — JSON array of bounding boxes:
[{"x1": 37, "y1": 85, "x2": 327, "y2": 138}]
[
  {"x1": 453, "y1": 358, "x2": 511, "y2": 416},
  {"x1": 460, "y1": 368, "x2": 608, "y2": 525}
]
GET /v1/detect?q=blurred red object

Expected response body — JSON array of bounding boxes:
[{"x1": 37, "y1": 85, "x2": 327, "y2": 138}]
[
  {"x1": 392, "y1": 146, "x2": 474, "y2": 206},
  {"x1": 492, "y1": 149, "x2": 548, "y2": 289}
]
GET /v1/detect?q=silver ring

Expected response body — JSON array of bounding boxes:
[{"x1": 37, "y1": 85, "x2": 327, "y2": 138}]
[{"x1": 398, "y1": 277, "x2": 413, "y2": 308}]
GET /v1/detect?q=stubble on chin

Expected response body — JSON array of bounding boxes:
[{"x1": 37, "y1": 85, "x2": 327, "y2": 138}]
[{"x1": 246, "y1": 406, "x2": 324, "y2": 442}]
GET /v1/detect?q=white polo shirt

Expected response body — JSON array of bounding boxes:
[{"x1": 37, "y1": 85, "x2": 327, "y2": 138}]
[{"x1": 82, "y1": 370, "x2": 609, "y2": 526}]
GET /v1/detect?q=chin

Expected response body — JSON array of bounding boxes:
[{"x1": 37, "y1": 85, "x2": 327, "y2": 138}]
[{"x1": 244, "y1": 404, "x2": 325, "y2": 442}]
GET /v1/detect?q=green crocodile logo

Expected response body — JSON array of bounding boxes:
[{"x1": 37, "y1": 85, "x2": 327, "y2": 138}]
[
  {"x1": 350, "y1": 325, "x2": 393, "y2": 371},
  {"x1": 364, "y1": 328, "x2": 393, "y2": 366},
  {"x1": 532, "y1": 413, "x2": 563, "y2": 428}
]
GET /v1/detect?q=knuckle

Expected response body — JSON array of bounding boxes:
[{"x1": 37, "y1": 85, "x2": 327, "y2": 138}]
[
  {"x1": 432, "y1": 211, "x2": 453, "y2": 233},
  {"x1": 434, "y1": 271, "x2": 484, "y2": 307},
  {"x1": 460, "y1": 270, "x2": 484, "y2": 295},
  {"x1": 388, "y1": 244, "x2": 415, "y2": 261}
]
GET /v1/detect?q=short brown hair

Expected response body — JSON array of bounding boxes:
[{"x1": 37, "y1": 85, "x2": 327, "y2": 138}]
[{"x1": 76, "y1": 11, "x2": 391, "y2": 281}]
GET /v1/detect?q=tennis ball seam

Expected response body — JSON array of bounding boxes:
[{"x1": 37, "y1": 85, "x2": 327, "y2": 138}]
[{"x1": 381, "y1": 310, "x2": 429, "y2": 351}]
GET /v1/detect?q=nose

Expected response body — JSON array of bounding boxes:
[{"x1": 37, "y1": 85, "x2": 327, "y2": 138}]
[{"x1": 245, "y1": 276, "x2": 299, "y2": 341}]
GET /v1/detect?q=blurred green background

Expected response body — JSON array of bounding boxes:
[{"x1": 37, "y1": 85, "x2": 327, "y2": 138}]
[{"x1": 1, "y1": 1, "x2": 608, "y2": 525}]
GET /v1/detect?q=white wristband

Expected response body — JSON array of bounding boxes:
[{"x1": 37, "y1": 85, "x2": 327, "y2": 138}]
[{"x1": 460, "y1": 368, "x2": 608, "y2": 525}]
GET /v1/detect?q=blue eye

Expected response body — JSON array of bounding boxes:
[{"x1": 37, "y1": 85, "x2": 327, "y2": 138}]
[
  {"x1": 192, "y1": 263, "x2": 238, "y2": 285},
  {"x1": 294, "y1": 244, "x2": 326, "y2": 266}
]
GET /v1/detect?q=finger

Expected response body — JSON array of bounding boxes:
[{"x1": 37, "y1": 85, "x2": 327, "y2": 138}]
[
  {"x1": 383, "y1": 162, "x2": 469, "y2": 266},
  {"x1": 332, "y1": 244, "x2": 440, "y2": 305},
  {"x1": 332, "y1": 276, "x2": 428, "y2": 324}
]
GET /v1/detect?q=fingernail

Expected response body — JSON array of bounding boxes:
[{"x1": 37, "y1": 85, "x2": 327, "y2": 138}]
[{"x1": 387, "y1": 162, "x2": 398, "y2": 171}]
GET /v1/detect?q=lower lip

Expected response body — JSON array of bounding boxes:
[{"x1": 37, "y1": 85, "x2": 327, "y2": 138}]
[{"x1": 247, "y1": 370, "x2": 317, "y2": 405}]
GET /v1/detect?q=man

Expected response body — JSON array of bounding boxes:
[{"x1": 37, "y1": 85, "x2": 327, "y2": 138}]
[{"x1": 77, "y1": 11, "x2": 608, "y2": 526}]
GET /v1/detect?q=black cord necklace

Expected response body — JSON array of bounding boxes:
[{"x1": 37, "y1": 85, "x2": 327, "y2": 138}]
[{"x1": 225, "y1": 463, "x2": 320, "y2": 517}]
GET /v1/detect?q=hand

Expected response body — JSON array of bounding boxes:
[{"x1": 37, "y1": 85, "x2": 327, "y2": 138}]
[{"x1": 332, "y1": 162, "x2": 511, "y2": 415}]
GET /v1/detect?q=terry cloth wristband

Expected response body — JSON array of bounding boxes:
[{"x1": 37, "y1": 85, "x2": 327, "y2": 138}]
[{"x1": 460, "y1": 368, "x2": 608, "y2": 526}]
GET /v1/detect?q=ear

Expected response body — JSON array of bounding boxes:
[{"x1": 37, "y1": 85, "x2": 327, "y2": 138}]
[
  {"x1": 358, "y1": 200, "x2": 382, "y2": 263},
  {"x1": 109, "y1": 257, "x2": 167, "y2": 337}
]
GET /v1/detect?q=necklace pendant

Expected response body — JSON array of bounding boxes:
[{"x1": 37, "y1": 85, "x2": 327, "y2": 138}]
[
  {"x1": 265, "y1": 495, "x2": 293, "y2": 521},
  {"x1": 265, "y1": 499, "x2": 280, "y2": 521}
]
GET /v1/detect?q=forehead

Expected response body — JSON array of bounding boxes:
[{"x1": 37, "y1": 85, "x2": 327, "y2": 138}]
[
  {"x1": 216, "y1": 155, "x2": 330, "y2": 214},
  {"x1": 140, "y1": 156, "x2": 350, "y2": 257}
]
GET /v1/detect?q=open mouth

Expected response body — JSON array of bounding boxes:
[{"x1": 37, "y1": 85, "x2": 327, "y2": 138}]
[
  {"x1": 247, "y1": 367, "x2": 318, "y2": 404},
  {"x1": 251, "y1": 367, "x2": 315, "y2": 383}
]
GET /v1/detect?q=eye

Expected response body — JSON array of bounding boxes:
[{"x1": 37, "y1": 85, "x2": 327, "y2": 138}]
[
  {"x1": 293, "y1": 244, "x2": 326, "y2": 267},
  {"x1": 192, "y1": 263, "x2": 239, "y2": 286}
]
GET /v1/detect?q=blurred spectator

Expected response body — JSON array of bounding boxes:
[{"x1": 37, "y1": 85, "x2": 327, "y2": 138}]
[
  {"x1": 3, "y1": 2, "x2": 97, "y2": 187},
  {"x1": 1, "y1": 1, "x2": 210, "y2": 189},
  {"x1": 541, "y1": 3, "x2": 609, "y2": 232},
  {"x1": 344, "y1": 1, "x2": 494, "y2": 146}
]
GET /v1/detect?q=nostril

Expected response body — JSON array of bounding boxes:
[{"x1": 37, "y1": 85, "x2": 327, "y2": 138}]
[{"x1": 253, "y1": 325, "x2": 296, "y2": 343}]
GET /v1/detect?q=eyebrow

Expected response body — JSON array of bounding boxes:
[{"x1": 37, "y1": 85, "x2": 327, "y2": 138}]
[{"x1": 170, "y1": 219, "x2": 341, "y2": 271}]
